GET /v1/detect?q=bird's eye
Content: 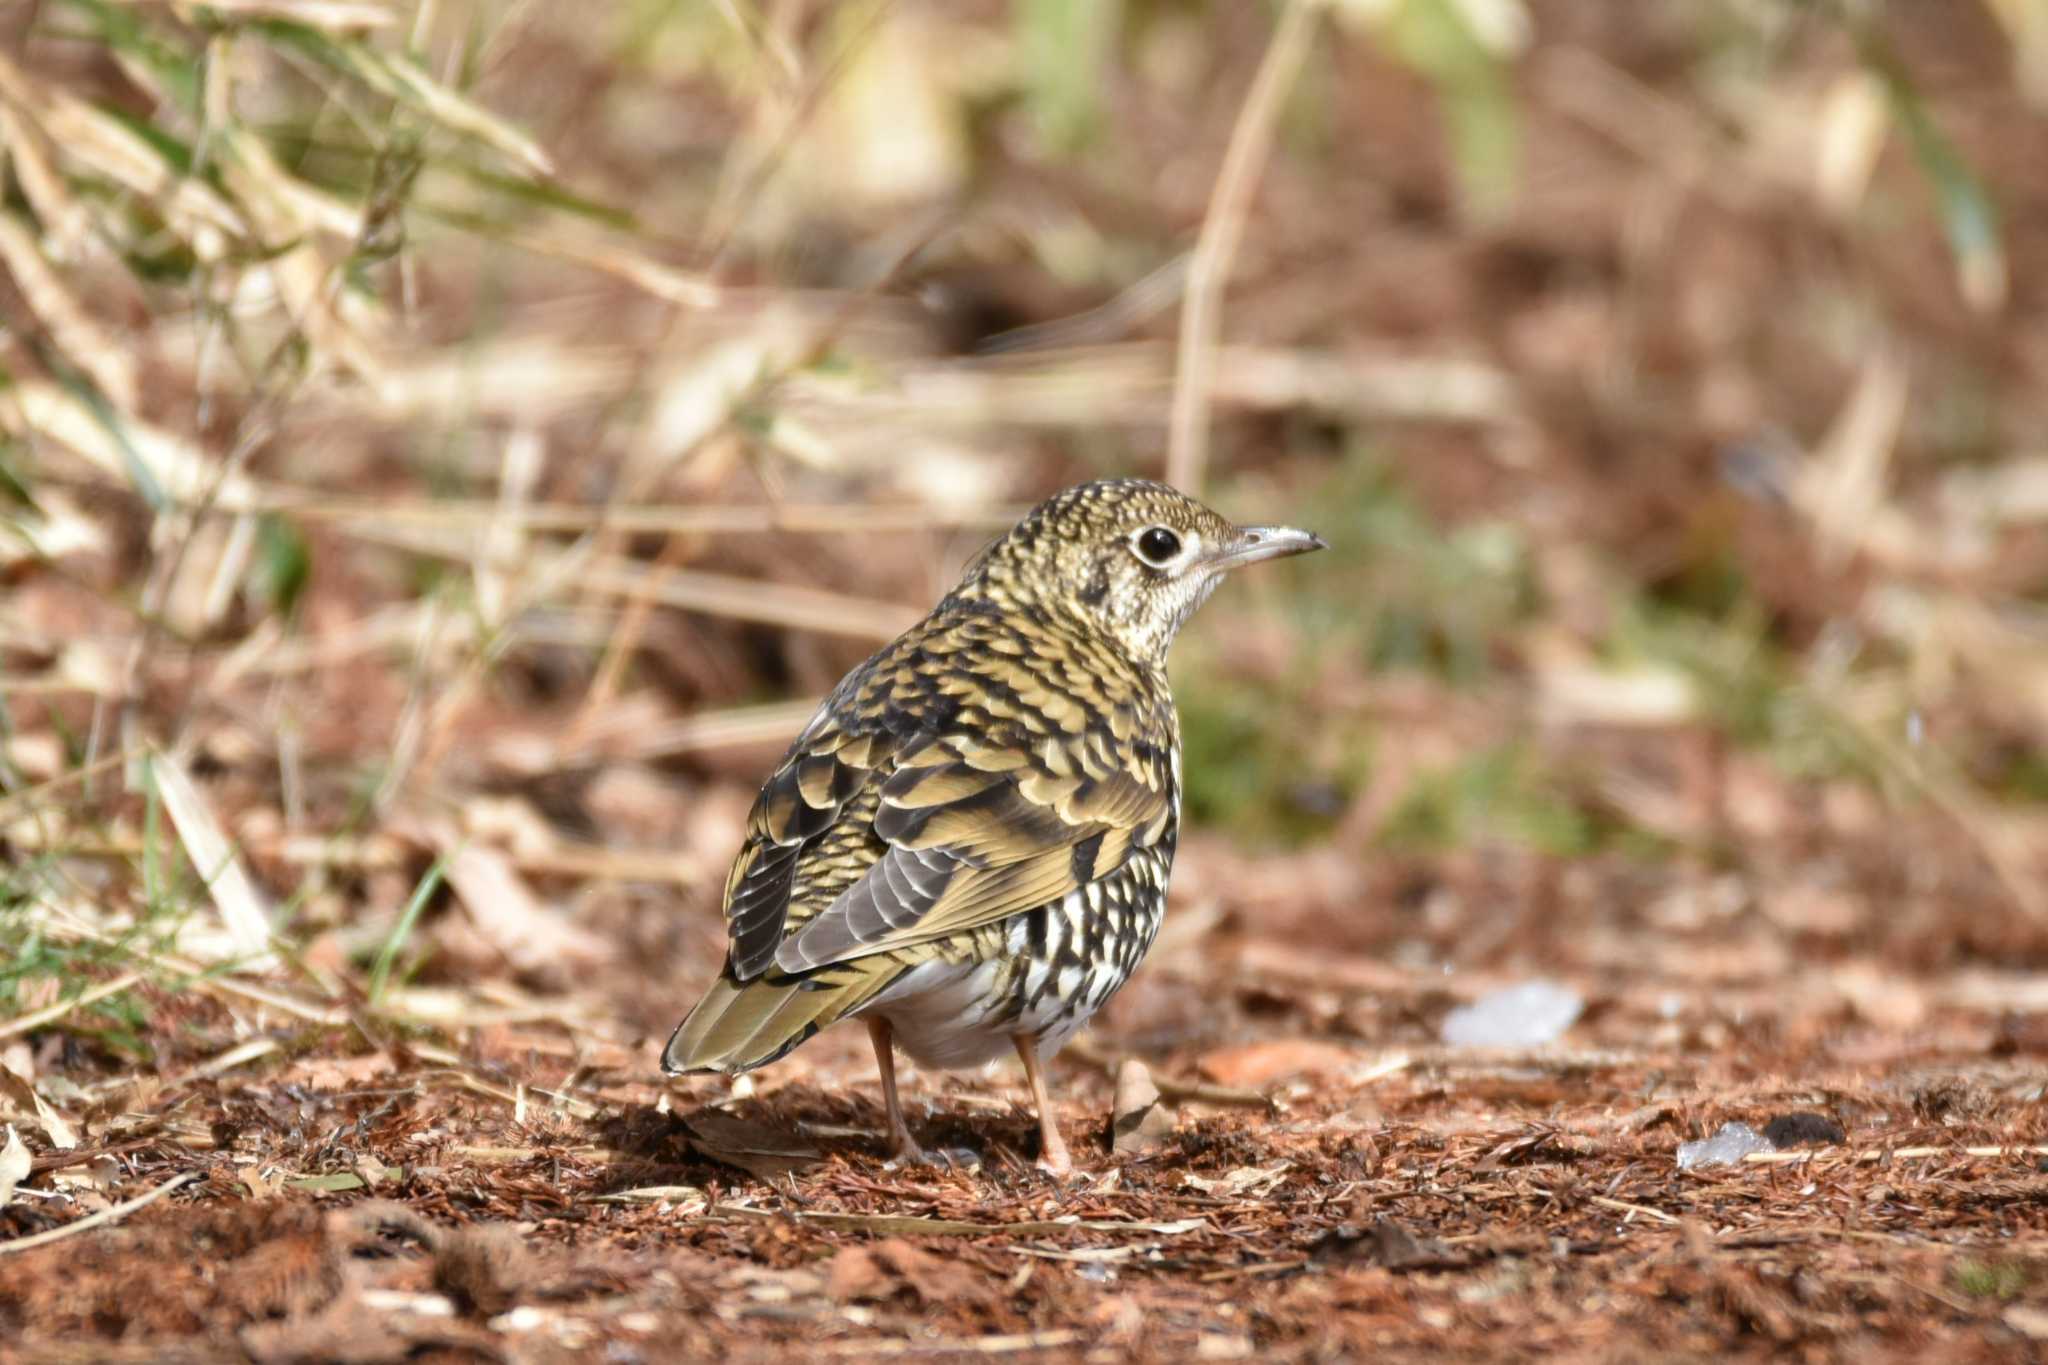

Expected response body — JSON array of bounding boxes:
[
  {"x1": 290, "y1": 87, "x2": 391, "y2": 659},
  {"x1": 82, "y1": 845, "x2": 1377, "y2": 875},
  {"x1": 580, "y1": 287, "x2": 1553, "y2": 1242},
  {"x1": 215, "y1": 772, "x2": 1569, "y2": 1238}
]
[{"x1": 1132, "y1": 526, "x2": 1183, "y2": 568}]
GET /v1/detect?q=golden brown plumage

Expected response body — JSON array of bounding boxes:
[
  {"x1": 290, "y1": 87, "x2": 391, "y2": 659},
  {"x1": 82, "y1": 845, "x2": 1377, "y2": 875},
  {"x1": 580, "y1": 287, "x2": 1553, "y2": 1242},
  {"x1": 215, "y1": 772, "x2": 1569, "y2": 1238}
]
[{"x1": 663, "y1": 479, "x2": 1323, "y2": 1173}]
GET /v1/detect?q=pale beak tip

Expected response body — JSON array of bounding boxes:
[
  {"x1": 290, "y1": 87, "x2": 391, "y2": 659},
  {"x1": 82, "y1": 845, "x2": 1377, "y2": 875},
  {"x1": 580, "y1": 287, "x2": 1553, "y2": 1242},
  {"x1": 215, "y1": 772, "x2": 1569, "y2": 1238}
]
[{"x1": 1209, "y1": 524, "x2": 1327, "y2": 570}]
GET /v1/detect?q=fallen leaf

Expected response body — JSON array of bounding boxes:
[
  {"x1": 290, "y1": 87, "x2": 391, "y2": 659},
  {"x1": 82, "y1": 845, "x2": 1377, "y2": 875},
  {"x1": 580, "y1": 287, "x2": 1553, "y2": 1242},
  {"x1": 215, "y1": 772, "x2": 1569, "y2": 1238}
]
[
  {"x1": 1625, "y1": 1102, "x2": 1679, "y2": 1133},
  {"x1": 150, "y1": 747, "x2": 275, "y2": 963},
  {"x1": 2006, "y1": 1305, "x2": 2048, "y2": 1341},
  {"x1": 0, "y1": 1125, "x2": 30, "y2": 1207},
  {"x1": 440, "y1": 841, "x2": 605, "y2": 981},
  {"x1": 1313, "y1": 1216, "x2": 1464, "y2": 1271},
  {"x1": 0, "y1": 1063, "x2": 77, "y2": 1150},
  {"x1": 1181, "y1": 1163, "x2": 1291, "y2": 1198},
  {"x1": 433, "y1": 1221, "x2": 542, "y2": 1317},
  {"x1": 1198, "y1": 1040, "x2": 1357, "y2": 1089},
  {"x1": 827, "y1": 1238, "x2": 985, "y2": 1305},
  {"x1": 1112, "y1": 1058, "x2": 1176, "y2": 1155},
  {"x1": 1477, "y1": 1125, "x2": 1601, "y2": 1169}
]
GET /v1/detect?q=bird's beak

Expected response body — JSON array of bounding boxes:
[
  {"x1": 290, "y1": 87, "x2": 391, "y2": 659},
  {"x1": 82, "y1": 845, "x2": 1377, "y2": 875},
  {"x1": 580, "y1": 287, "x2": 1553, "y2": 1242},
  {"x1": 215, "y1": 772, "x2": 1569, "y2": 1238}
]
[{"x1": 1204, "y1": 524, "x2": 1327, "y2": 572}]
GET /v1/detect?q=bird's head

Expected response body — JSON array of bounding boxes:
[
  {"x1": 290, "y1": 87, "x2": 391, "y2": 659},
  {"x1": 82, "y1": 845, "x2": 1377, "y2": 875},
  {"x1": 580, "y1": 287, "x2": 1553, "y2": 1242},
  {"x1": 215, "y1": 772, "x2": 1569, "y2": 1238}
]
[{"x1": 952, "y1": 479, "x2": 1325, "y2": 664}]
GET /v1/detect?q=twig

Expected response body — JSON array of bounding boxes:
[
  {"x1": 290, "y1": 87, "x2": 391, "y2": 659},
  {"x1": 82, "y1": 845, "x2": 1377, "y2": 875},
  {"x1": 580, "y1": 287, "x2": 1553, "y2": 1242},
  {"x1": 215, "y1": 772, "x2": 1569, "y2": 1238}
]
[
  {"x1": 574, "y1": 559, "x2": 920, "y2": 642},
  {"x1": 1737, "y1": 1144, "x2": 2048, "y2": 1166},
  {"x1": 1166, "y1": 0, "x2": 1323, "y2": 493},
  {"x1": 1587, "y1": 1194, "x2": 1682, "y2": 1225},
  {"x1": 412, "y1": 1063, "x2": 601, "y2": 1122},
  {"x1": 33, "y1": 913, "x2": 348, "y2": 1026},
  {"x1": 574, "y1": 525, "x2": 697, "y2": 747},
  {"x1": 1890, "y1": 1272, "x2": 1981, "y2": 1317},
  {"x1": 550, "y1": 699, "x2": 820, "y2": 766},
  {"x1": 711, "y1": 1203, "x2": 1206, "y2": 1239},
  {"x1": 201, "y1": 497, "x2": 1026, "y2": 534},
  {"x1": 0, "y1": 1171, "x2": 197, "y2": 1257},
  {"x1": 1064, "y1": 1039, "x2": 1274, "y2": 1111},
  {"x1": 0, "y1": 750, "x2": 133, "y2": 824},
  {"x1": 815, "y1": 1330, "x2": 1084, "y2": 1357}
]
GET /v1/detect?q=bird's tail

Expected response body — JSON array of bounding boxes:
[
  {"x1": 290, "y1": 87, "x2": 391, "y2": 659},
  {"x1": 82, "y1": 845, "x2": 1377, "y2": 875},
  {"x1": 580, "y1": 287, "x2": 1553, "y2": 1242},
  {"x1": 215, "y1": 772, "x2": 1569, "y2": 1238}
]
[{"x1": 661, "y1": 968, "x2": 890, "y2": 1075}]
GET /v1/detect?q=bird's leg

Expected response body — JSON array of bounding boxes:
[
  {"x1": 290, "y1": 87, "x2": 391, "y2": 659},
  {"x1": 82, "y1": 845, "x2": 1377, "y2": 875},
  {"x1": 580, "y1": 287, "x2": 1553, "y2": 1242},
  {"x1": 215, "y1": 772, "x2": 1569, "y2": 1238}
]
[
  {"x1": 866, "y1": 1017, "x2": 926, "y2": 1164},
  {"x1": 1012, "y1": 1034, "x2": 1073, "y2": 1177}
]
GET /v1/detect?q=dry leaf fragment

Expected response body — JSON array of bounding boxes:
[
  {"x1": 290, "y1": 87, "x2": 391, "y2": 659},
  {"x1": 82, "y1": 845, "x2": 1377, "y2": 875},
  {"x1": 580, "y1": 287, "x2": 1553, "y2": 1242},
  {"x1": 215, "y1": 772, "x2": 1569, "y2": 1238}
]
[
  {"x1": 0, "y1": 1126, "x2": 30, "y2": 1208},
  {"x1": 1625, "y1": 1102, "x2": 1680, "y2": 1134},
  {"x1": 2006, "y1": 1305, "x2": 2048, "y2": 1342},
  {"x1": 0, "y1": 1064, "x2": 77, "y2": 1150},
  {"x1": 827, "y1": 1238, "x2": 985, "y2": 1306},
  {"x1": 1180, "y1": 1163, "x2": 1291, "y2": 1198},
  {"x1": 151, "y1": 748, "x2": 275, "y2": 964},
  {"x1": 1112, "y1": 1058, "x2": 1177, "y2": 1155},
  {"x1": 432, "y1": 1222, "x2": 542, "y2": 1317},
  {"x1": 438, "y1": 841, "x2": 604, "y2": 981},
  {"x1": 1313, "y1": 1216, "x2": 1463, "y2": 1271},
  {"x1": 1197, "y1": 1039, "x2": 1355, "y2": 1089}
]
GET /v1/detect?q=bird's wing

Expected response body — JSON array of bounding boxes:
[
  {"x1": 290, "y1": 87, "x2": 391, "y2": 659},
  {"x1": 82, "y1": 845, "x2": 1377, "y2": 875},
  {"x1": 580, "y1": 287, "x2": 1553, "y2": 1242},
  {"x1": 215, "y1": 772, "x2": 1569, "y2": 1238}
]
[
  {"x1": 770, "y1": 725, "x2": 1174, "y2": 973},
  {"x1": 720, "y1": 715, "x2": 894, "y2": 980}
]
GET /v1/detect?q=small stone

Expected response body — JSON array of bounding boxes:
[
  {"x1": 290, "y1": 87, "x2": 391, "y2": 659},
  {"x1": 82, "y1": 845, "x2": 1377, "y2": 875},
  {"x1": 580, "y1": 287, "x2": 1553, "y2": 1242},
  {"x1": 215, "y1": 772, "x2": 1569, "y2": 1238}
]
[
  {"x1": 1761, "y1": 1112, "x2": 1845, "y2": 1149},
  {"x1": 1676, "y1": 1120, "x2": 1774, "y2": 1171},
  {"x1": 1441, "y1": 981, "x2": 1584, "y2": 1048}
]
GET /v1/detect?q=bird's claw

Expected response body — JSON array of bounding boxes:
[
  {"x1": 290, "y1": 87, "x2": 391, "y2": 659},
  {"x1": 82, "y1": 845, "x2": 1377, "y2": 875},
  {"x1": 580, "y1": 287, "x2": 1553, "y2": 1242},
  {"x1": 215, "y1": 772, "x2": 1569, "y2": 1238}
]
[{"x1": 882, "y1": 1139, "x2": 983, "y2": 1172}]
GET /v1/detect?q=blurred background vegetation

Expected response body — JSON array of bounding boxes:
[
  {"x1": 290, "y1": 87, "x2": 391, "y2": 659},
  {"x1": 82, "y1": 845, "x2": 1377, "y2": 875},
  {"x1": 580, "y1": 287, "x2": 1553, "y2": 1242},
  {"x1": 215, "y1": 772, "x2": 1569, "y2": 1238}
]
[{"x1": 4, "y1": 0, "x2": 2048, "y2": 1052}]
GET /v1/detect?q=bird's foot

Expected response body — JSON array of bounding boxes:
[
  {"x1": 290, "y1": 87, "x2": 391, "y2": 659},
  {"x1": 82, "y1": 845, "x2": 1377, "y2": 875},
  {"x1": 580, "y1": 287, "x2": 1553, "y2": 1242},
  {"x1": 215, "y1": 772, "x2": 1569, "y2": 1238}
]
[
  {"x1": 882, "y1": 1135, "x2": 982, "y2": 1172},
  {"x1": 1034, "y1": 1137, "x2": 1075, "y2": 1180},
  {"x1": 882, "y1": 1130, "x2": 927, "y2": 1168},
  {"x1": 928, "y1": 1145, "x2": 984, "y2": 1171}
]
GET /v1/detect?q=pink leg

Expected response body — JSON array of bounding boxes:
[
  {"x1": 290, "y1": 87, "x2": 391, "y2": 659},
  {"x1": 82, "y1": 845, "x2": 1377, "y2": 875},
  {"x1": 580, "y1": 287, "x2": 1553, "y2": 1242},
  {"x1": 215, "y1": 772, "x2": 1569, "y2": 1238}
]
[
  {"x1": 1013, "y1": 1035, "x2": 1073, "y2": 1177},
  {"x1": 866, "y1": 1017, "x2": 926, "y2": 1163}
]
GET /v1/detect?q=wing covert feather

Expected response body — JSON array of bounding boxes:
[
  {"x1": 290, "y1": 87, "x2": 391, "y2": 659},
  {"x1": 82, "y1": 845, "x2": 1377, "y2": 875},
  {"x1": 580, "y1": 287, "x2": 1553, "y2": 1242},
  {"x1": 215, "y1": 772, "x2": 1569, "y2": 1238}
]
[{"x1": 771, "y1": 730, "x2": 1172, "y2": 972}]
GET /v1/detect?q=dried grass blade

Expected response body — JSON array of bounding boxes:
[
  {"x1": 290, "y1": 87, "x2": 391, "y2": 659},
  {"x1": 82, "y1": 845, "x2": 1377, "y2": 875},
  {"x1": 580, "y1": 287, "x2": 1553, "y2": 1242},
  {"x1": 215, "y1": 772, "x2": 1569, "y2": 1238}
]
[
  {"x1": 1167, "y1": 0, "x2": 1323, "y2": 492},
  {"x1": 0, "y1": 1128, "x2": 28, "y2": 1209},
  {"x1": 0, "y1": 54, "x2": 242, "y2": 244},
  {"x1": 0, "y1": 107, "x2": 91, "y2": 253},
  {"x1": 559, "y1": 698, "x2": 820, "y2": 764},
  {"x1": 0, "y1": 1171, "x2": 198, "y2": 1258},
  {"x1": 4, "y1": 380, "x2": 253, "y2": 509},
  {"x1": 579, "y1": 560, "x2": 918, "y2": 641},
  {"x1": 0, "y1": 213, "x2": 137, "y2": 409},
  {"x1": 1797, "y1": 347, "x2": 1910, "y2": 568},
  {"x1": 0, "y1": 972, "x2": 145, "y2": 1045},
  {"x1": 149, "y1": 748, "x2": 275, "y2": 965},
  {"x1": 273, "y1": 30, "x2": 553, "y2": 176},
  {"x1": 504, "y1": 231, "x2": 721, "y2": 307},
  {"x1": 190, "y1": 0, "x2": 398, "y2": 25}
]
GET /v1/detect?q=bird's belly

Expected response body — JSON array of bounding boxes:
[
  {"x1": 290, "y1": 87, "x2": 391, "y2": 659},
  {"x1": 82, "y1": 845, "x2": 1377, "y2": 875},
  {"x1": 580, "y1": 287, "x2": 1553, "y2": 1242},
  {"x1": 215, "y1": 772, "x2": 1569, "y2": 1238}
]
[{"x1": 862, "y1": 888, "x2": 1157, "y2": 1071}]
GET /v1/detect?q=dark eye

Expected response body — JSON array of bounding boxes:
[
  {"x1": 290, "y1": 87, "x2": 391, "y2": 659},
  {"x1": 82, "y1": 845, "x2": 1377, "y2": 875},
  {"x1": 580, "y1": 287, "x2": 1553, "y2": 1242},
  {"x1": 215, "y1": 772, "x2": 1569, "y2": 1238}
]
[{"x1": 1133, "y1": 526, "x2": 1182, "y2": 567}]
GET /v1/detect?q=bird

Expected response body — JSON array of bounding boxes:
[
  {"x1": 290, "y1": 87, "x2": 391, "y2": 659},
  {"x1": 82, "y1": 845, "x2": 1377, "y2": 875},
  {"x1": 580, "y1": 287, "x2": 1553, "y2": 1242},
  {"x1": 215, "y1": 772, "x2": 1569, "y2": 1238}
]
[{"x1": 661, "y1": 478, "x2": 1324, "y2": 1174}]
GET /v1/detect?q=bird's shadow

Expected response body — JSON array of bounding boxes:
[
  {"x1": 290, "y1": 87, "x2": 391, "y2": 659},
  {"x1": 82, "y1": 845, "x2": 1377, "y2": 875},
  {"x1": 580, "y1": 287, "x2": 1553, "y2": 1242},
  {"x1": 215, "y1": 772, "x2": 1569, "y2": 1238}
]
[{"x1": 591, "y1": 1093, "x2": 1056, "y2": 1188}]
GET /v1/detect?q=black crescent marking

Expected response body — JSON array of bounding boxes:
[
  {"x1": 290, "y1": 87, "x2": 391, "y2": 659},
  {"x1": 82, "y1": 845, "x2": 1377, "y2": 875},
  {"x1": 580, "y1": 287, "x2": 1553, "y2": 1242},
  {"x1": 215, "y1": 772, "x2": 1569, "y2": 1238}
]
[{"x1": 1069, "y1": 829, "x2": 1104, "y2": 887}]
